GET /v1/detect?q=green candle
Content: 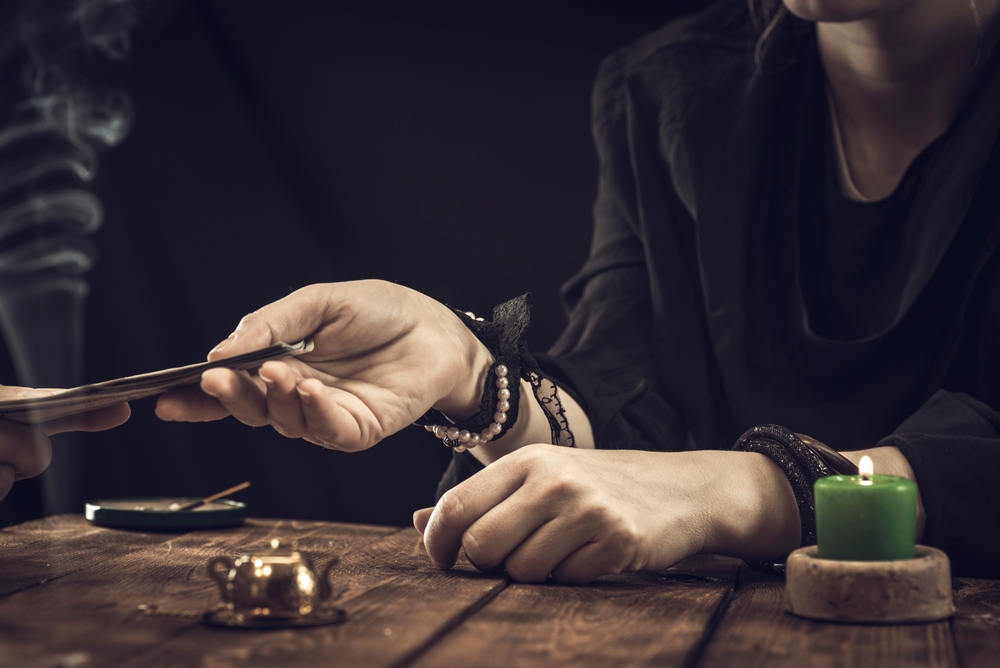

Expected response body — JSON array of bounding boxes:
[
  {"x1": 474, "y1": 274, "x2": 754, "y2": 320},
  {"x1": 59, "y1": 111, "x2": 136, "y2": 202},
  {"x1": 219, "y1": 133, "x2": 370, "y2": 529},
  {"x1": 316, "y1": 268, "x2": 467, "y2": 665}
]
[{"x1": 814, "y1": 456, "x2": 917, "y2": 561}]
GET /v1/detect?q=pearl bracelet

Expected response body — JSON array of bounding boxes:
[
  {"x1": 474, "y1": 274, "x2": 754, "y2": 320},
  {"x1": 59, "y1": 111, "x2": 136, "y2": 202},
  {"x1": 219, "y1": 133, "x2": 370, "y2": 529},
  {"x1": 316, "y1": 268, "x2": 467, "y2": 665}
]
[{"x1": 424, "y1": 363, "x2": 512, "y2": 453}]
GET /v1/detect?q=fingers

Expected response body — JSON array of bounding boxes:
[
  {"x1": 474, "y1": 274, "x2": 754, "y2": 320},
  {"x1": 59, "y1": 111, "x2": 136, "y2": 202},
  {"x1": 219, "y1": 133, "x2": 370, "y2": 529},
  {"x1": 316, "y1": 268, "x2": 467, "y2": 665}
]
[
  {"x1": 258, "y1": 361, "x2": 308, "y2": 437},
  {"x1": 253, "y1": 365, "x2": 363, "y2": 449},
  {"x1": 421, "y1": 446, "x2": 651, "y2": 584},
  {"x1": 199, "y1": 368, "x2": 269, "y2": 427},
  {"x1": 42, "y1": 402, "x2": 131, "y2": 435},
  {"x1": 423, "y1": 458, "x2": 528, "y2": 570},
  {"x1": 156, "y1": 386, "x2": 231, "y2": 422},
  {"x1": 482, "y1": 517, "x2": 590, "y2": 583},
  {"x1": 0, "y1": 421, "x2": 51, "y2": 481},
  {"x1": 473, "y1": 504, "x2": 634, "y2": 584},
  {"x1": 424, "y1": 473, "x2": 624, "y2": 582},
  {"x1": 157, "y1": 361, "x2": 377, "y2": 451},
  {"x1": 459, "y1": 490, "x2": 555, "y2": 573},
  {"x1": 549, "y1": 540, "x2": 634, "y2": 586},
  {"x1": 297, "y1": 378, "x2": 342, "y2": 439},
  {"x1": 0, "y1": 386, "x2": 58, "y2": 401},
  {"x1": 413, "y1": 507, "x2": 433, "y2": 534},
  {"x1": 297, "y1": 379, "x2": 368, "y2": 450}
]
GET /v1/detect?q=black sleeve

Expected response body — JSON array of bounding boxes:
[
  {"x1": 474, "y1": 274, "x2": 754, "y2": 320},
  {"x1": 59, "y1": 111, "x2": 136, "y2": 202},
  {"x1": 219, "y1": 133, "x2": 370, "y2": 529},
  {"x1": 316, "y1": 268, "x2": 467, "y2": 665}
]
[
  {"x1": 539, "y1": 49, "x2": 689, "y2": 454},
  {"x1": 436, "y1": 449, "x2": 485, "y2": 501},
  {"x1": 436, "y1": 52, "x2": 690, "y2": 497},
  {"x1": 876, "y1": 389, "x2": 1000, "y2": 578}
]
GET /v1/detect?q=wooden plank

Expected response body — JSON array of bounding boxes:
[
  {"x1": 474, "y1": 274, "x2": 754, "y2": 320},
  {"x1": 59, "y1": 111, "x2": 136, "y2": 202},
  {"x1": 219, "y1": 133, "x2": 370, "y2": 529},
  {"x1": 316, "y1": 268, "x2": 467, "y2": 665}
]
[
  {"x1": 410, "y1": 554, "x2": 741, "y2": 668},
  {"x1": 698, "y1": 565, "x2": 959, "y2": 668},
  {"x1": 0, "y1": 518, "x2": 395, "y2": 668},
  {"x1": 0, "y1": 514, "x2": 172, "y2": 597},
  {"x1": 952, "y1": 577, "x2": 1000, "y2": 668},
  {"x1": 114, "y1": 527, "x2": 509, "y2": 668}
]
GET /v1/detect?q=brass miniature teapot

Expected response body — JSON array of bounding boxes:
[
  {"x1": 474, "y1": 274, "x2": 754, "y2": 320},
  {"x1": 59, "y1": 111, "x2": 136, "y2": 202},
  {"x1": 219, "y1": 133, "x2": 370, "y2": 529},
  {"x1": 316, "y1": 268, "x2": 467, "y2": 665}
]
[{"x1": 208, "y1": 538, "x2": 339, "y2": 620}]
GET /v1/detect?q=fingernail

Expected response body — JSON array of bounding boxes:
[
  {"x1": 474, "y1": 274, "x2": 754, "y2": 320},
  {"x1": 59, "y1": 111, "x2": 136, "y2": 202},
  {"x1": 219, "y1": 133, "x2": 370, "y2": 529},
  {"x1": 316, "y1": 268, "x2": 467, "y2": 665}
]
[
  {"x1": 208, "y1": 333, "x2": 237, "y2": 358},
  {"x1": 412, "y1": 510, "x2": 423, "y2": 534},
  {"x1": 260, "y1": 376, "x2": 274, "y2": 386},
  {"x1": 296, "y1": 386, "x2": 312, "y2": 403}
]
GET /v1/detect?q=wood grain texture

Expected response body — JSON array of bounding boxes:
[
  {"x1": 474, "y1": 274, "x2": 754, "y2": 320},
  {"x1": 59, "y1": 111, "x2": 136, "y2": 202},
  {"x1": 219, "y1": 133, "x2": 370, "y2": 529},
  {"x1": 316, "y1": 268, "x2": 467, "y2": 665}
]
[
  {"x1": 0, "y1": 517, "x2": 393, "y2": 668},
  {"x1": 699, "y1": 565, "x2": 959, "y2": 668},
  {"x1": 410, "y1": 554, "x2": 741, "y2": 668},
  {"x1": 114, "y1": 527, "x2": 508, "y2": 668},
  {"x1": 952, "y1": 577, "x2": 1000, "y2": 668},
  {"x1": 5, "y1": 517, "x2": 999, "y2": 667},
  {"x1": 0, "y1": 514, "x2": 171, "y2": 597}
]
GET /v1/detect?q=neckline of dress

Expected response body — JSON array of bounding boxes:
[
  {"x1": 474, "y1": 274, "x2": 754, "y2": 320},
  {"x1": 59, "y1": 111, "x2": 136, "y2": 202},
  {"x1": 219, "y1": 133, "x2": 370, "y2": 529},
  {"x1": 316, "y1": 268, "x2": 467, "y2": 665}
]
[{"x1": 824, "y1": 85, "x2": 873, "y2": 204}]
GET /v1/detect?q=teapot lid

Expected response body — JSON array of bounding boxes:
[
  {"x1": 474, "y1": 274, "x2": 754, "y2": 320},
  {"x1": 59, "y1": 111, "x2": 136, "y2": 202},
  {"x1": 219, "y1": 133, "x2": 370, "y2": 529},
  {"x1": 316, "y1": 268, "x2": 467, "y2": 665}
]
[
  {"x1": 236, "y1": 538, "x2": 303, "y2": 563},
  {"x1": 262, "y1": 538, "x2": 298, "y2": 555}
]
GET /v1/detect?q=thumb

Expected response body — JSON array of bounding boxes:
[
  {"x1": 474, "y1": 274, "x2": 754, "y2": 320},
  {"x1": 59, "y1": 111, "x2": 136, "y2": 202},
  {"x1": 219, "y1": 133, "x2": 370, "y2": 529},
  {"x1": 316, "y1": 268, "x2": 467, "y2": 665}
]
[
  {"x1": 413, "y1": 507, "x2": 434, "y2": 535},
  {"x1": 207, "y1": 285, "x2": 335, "y2": 361}
]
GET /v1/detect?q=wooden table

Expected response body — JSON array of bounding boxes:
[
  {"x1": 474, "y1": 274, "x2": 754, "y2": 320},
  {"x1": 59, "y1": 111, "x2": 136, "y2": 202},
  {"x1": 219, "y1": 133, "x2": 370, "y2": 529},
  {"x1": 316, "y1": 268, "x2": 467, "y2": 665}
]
[{"x1": 2, "y1": 515, "x2": 998, "y2": 667}]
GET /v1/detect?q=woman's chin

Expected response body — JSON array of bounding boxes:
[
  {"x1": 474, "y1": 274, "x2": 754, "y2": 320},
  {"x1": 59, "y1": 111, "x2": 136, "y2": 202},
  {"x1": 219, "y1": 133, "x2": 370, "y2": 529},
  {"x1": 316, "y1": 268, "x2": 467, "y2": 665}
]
[{"x1": 782, "y1": 0, "x2": 911, "y2": 23}]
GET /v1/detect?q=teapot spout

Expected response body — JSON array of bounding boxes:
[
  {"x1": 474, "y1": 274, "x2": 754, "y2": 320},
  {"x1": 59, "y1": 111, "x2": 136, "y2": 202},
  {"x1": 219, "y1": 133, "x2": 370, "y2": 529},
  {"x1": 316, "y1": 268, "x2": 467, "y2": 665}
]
[{"x1": 319, "y1": 556, "x2": 340, "y2": 602}]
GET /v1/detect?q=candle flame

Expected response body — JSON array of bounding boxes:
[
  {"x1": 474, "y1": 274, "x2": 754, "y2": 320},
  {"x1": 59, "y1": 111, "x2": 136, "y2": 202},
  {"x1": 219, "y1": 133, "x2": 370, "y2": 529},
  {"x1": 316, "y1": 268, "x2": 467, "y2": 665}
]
[{"x1": 859, "y1": 455, "x2": 874, "y2": 479}]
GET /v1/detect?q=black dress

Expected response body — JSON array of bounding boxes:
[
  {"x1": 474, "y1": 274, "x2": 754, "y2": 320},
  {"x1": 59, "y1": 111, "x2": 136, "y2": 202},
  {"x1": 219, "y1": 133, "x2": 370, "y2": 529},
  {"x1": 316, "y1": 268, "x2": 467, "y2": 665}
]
[{"x1": 441, "y1": 0, "x2": 1000, "y2": 578}]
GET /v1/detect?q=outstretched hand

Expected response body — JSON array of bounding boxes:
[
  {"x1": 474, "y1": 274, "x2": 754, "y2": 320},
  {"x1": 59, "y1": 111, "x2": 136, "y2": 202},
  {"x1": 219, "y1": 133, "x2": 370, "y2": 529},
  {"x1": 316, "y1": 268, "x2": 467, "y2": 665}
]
[{"x1": 156, "y1": 281, "x2": 491, "y2": 452}]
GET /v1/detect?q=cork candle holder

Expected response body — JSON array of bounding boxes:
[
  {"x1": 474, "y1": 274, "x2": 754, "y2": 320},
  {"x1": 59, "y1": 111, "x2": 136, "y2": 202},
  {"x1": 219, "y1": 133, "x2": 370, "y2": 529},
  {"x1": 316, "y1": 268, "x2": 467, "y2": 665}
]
[
  {"x1": 785, "y1": 545, "x2": 955, "y2": 623},
  {"x1": 785, "y1": 456, "x2": 954, "y2": 624}
]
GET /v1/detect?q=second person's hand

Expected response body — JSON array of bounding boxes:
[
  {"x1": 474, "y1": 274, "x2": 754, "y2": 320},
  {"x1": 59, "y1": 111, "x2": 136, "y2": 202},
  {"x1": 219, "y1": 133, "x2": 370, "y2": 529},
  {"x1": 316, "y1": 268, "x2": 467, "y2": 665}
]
[{"x1": 0, "y1": 388, "x2": 129, "y2": 501}]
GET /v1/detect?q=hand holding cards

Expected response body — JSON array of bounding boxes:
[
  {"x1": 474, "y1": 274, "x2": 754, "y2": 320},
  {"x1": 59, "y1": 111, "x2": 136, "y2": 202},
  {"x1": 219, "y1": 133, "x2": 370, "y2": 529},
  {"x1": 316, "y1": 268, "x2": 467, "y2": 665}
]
[{"x1": 0, "y1": 339, "x2": 314, "y2": 424}]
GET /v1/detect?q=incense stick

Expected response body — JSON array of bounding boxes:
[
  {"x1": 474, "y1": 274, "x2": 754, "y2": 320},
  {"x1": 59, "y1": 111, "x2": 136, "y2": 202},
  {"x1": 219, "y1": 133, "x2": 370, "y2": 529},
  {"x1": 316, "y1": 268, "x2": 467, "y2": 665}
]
[{"x1": 170, "y1": 481, "x2": 251, "y2": 511}]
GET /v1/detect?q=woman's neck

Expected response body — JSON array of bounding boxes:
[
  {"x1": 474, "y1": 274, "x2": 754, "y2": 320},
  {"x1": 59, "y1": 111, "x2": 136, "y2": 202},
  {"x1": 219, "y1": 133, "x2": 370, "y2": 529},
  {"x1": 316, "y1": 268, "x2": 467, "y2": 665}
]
[{"x1": 817, "y1": 0, "x2": 999, "y2": 200}]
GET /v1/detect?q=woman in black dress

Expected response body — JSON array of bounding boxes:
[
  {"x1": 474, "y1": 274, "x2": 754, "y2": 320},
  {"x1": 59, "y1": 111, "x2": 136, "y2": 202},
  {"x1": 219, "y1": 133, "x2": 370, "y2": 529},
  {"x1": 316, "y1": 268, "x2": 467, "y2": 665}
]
[{"x1": 159, "y1": 0, "x2": 1000, "y2": 580}]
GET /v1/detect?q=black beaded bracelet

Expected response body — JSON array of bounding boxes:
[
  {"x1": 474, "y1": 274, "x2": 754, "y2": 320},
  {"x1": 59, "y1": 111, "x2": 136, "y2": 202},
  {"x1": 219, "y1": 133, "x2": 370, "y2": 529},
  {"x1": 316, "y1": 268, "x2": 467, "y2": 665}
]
[{"x1": 732, "y1": 424, "x2": 858, "y2": 574}]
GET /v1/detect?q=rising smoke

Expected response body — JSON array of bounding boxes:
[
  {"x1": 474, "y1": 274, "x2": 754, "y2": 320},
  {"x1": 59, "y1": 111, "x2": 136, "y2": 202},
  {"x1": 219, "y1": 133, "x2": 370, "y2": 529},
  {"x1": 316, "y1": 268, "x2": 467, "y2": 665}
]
[
  {"x1": 0, "y1": 0, "x2": 177, "y2": 278},
  {"x1": 0, "y1": 0, "x2": 175, "y2": 515}
]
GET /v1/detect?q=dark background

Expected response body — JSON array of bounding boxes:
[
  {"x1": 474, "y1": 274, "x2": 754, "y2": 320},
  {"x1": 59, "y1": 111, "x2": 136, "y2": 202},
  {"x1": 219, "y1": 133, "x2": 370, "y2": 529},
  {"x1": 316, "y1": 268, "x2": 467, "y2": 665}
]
[{"x1": 3, "y1": 0, "x2": 710, "y2": 527}]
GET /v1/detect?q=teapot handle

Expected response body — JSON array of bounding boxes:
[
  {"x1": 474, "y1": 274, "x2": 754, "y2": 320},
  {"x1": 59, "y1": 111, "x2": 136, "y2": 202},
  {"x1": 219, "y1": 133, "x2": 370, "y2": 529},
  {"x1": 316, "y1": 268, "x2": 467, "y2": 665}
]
[
  {"x1": 319, "y1": 555, "x2": 340, "y2": 602},
  {"x1": 207, "y1": 555, "x2": 235, "y2": 601}
]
